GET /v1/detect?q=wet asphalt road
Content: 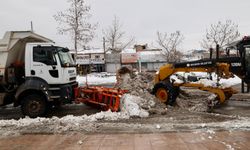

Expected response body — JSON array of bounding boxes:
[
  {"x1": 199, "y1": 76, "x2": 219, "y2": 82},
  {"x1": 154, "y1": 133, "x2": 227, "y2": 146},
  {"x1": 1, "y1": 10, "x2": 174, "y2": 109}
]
[
  {"x1": 0, "y1": 103, "x2": 101, "y2": 120},
  {"x1": 0, "y1": 97, "x2": 250, "y2": 121}
]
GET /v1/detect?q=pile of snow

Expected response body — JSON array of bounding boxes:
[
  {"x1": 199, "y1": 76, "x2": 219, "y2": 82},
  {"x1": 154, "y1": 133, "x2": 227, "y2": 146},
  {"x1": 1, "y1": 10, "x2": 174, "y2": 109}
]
[
  {"x1": 80, "y1": 93, "x2": 149, "y2": 119},
  {"x1": 176, "y1": 91, "x2": 211, "y2": 112},
  {"x1": 77, "y1": 72, "x2": 116, "y2": 86},
  {"x1": 171, "y1": 72, "x2": 241, "y2": 112},
  {"x1": 120, "y1": 94, "x2": 149, "y2": 118},
  {"x1": 115, "y1": 71, "x2": 167, "y2": 115}
]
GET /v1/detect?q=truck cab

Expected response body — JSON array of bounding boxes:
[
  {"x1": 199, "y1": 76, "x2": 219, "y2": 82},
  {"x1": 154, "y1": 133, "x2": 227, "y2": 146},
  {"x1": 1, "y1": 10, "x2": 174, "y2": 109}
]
[
  {"x1": 25, "y1": 43, "x2": 76, "y2": 85},
  {"x1": 0, "y1": 31, "x2": 77, "y2": 117}
]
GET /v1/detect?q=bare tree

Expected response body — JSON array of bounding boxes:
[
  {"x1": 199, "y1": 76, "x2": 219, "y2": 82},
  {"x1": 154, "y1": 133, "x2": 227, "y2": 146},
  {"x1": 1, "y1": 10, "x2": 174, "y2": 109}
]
[
  {"x1": 201, "y1": 20, "x2": 240, "y2": 49},
  {"x1": 54, "y1": 0, "x2": 97, "y2": 54},
  {"x1": 156, "y1": 31, "x2": 184, "y2": 62},
  {"x1": 103, "y1": 16, "x2": 134, "y2": 53}
]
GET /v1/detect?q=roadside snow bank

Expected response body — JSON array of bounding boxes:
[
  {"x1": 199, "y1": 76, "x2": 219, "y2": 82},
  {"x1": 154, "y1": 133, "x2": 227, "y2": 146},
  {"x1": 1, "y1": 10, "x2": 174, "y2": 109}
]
[
  {"x1": 0, "y1": 94, "x2": 149, "y2": 136},
  {"x1": 115, "y1": 71, "x2": 167, "y2": 115},
  {"x1": 0, "y1": 110, "x2": 128, "y2": 128},
  {"x1": 1, "y1": 113, "x2": 250, "y2": 136},
  {"x1": 0, "y1": 94, "x2": 150, "y2": 136},
  {"x1": 77, "y1": 73, "x2": 116, "y2": 86}
]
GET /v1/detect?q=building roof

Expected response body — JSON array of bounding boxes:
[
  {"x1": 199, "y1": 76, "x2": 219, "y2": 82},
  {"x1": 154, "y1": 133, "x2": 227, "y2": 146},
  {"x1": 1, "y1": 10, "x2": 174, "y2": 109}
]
[{"x1": 77, "y1": 48, "x2": 104, "y2": 54}]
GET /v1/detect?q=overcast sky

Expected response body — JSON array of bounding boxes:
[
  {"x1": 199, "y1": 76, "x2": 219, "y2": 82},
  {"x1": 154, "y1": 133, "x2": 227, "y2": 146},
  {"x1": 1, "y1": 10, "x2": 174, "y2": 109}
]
[{"x1": 1, "y1": 0, "x2": 250, "y2": 51}]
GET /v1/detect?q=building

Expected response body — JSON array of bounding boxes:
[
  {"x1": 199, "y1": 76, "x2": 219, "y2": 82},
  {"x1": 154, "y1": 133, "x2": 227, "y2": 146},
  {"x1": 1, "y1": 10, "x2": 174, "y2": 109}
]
[
  {"x1": 75, "y1": 49, "x2": 105, "y2": 74},
  {"x1": 120, "y1": 45, "x2": 167, "y2": 72},
  {"x1": 105, "y1": 53, "x2": 121, "y2": 73},
  {"x1": 121, "y1": 51, "x2": 138, "y2": 70},
  {"x1": 138, "y1": 50, "x2": 166, "y2": 71},
  {"x1": 72, "y1": 44, "x2": 168, "y2": 74}
]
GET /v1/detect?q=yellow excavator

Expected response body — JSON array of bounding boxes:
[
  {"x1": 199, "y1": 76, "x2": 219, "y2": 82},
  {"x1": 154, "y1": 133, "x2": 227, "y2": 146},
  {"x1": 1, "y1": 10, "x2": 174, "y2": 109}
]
[{"x1": 152, "y1": 37, "x2": 250, "y2": 107}]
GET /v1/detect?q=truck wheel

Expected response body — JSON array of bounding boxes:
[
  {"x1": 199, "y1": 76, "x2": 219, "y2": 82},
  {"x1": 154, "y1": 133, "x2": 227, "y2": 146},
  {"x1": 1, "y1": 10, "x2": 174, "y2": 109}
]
[
  {"x1": 21, "y1": 94, "x2": 48, "y2": 118},
  {"x1": 152, "y1": 82, "x2": 178, "y2": 106}
]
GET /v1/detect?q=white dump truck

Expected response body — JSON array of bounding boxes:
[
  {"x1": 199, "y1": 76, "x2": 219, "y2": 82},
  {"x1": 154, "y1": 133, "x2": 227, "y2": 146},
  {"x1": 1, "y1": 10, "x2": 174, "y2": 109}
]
[{"x1": 0, "y1": 31, "x2": 77, "y2": 117}]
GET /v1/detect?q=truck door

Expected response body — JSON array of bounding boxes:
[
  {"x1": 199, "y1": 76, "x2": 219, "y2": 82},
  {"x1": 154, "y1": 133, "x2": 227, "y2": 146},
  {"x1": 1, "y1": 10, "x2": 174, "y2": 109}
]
[{"x1": 30, "y1": 46, "x2": 62, "y2": 84}]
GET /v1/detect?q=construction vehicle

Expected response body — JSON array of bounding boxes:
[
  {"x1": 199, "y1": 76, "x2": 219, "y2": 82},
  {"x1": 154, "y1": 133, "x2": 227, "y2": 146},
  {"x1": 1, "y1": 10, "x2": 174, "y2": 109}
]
[
  {"x1": 0, "y1": 31, "x2": 77, "y2": 117},
  {"x1": 152, "y1": 36, "x2": 250, "y2": 107}
]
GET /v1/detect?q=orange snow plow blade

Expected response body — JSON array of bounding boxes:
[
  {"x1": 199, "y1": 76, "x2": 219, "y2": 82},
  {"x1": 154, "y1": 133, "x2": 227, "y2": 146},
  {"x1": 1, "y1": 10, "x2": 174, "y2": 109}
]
[{"x1": 74, "y1": 86, "x2": 127, "y2": 112}]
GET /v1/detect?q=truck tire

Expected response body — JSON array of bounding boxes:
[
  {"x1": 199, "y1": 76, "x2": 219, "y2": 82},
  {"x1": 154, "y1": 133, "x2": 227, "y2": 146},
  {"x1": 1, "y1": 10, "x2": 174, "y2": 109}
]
[
  {"x1": 152, "y1": 82, "x2": 179, "y2": 106},
  {"x1": 21, "y1": 94, "x2": 48, "y2": 118}
]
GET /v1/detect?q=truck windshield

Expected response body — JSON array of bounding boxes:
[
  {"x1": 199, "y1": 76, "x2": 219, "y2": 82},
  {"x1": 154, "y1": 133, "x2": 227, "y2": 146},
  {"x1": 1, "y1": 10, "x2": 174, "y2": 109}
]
[{"x1": 57, "y1": 47, "x2": 75, "y2": 67}]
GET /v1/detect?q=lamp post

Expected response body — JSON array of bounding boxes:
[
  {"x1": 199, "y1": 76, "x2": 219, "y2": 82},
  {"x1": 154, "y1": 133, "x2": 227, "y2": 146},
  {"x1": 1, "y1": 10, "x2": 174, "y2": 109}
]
[{"x1": 138, "y1": 52, "x2": 141, "y2": 73}]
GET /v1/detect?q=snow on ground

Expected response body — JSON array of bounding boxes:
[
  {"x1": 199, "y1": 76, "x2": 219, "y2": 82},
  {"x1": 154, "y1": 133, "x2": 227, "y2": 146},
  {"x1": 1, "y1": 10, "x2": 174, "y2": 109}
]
[
  {"x1": 0, "y1": 112, "x2": 250, "y2": 136},
  {"x1": 0, "y1": 72, "x2": 153, "y2": 136},
  {"x1": 120, "y1": 94, "x2": 149, "y2": 118},
  {"x1": 77, "y1": 72, "x2": 116, "y2": 86},
  {"x1": 0, "y1": 93, "x2": 150, "y2": 136}
]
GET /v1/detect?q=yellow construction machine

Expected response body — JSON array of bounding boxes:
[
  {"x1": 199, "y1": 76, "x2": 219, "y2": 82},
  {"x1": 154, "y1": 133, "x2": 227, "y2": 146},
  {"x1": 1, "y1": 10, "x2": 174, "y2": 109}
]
[{"x1": 152, "y1": 37, "x2": 250, "y2": 107}]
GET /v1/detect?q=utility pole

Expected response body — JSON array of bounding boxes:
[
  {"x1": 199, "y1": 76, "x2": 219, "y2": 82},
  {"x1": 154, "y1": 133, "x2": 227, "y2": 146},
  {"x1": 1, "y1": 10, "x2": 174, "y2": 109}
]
[
  {"x1": 30, "y1": 21, "x2": 34, "y2": 32},
  {"x1": 103, "y1": 37, "x2": 106, "y2": 53},
  {"x1": 103, "y1": 37, "x2": 107, "y2": 72}
]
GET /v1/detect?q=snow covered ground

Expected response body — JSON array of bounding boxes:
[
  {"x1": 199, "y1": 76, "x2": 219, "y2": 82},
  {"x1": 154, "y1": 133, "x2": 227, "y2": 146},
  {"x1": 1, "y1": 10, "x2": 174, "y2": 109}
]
[
  {"x1": 78, "y1": 72, "x2": 241, "y2": 89},
  {"x1": 0, "y1": 110, "x2": 250, "y2": 137},
  {"x1": 77, "y1": 72, "x2": 116, "y2": 86}
]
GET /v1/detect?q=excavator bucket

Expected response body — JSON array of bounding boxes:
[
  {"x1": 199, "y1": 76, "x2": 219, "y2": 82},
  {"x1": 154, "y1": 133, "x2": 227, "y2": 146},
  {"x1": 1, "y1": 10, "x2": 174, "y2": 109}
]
[{"x1": 74, "y1": 86, "x2": 127, "y2": 112}]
